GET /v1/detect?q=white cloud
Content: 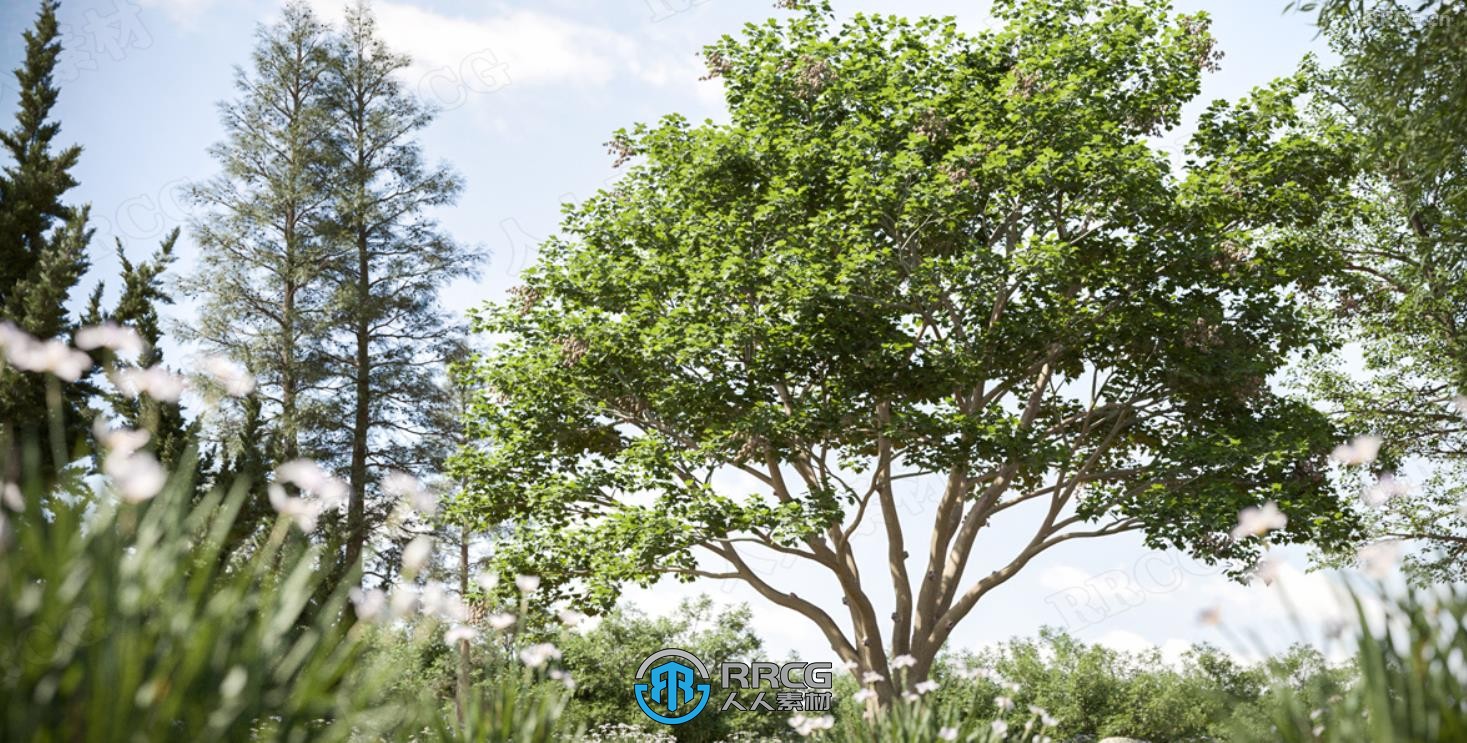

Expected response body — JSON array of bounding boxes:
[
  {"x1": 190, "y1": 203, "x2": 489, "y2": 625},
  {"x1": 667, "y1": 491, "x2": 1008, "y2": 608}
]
[{"x1": 305, "y1": 1, "x2": 649, "y2": 89}]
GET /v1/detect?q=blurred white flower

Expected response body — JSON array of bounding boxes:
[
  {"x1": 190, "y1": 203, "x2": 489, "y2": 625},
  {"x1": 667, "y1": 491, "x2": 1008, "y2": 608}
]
[
  {"x1": 1030, "y1": 705, "x2": 1057, "y2": 727},
  {"x1": 914, "y1": 680, "x2": 938, "y2": 694},
  {"x1": 991, "y1": 720, "x2": 1008, "y2": 737},
  {"x1": 113, "y1": 365, "x2": 186, "y2": 402},
  {"x1": 3, "y1": 481, "x2": 24, "y2": 511},
  {"x1": 1231, "y1": 501, "x2": 1287, "y2": 540},
  {"x1": 1253, "y1": 554, "x2": 1283, "y2": 587},
  {"x1": 549, "y1": 668, "x2": 576, "y2": 691},
  {"x1": 890, "y1": 654, "x2": 917, "y2": 669},
  {"x1": 842, "y1": 659, "x2": 859, "y2": 671},
  {"x1": 445, "y1": 625, "x2": 478, "y2": 644},
  {"x1": 349, "y1": 587, "x2": 387, "y2": 622},
  {"x1": 851, "y1": 688, "x2": 876, "y2": 703},
  {"x1": 789, "y1": 714, "x2": 835, "y2": 736},
  {"x1": 474, "y1": 571, "x2": 498, "y2": 592},
  {"x1": 1362, "y1": 474, "x2": 1413, "y2": 507},
  {"x1": 558, "y1": 608, "x2": 585, "y2": 627},
  {"x1": 995, "y1": 695, "x2": 1015, "y2": 711},
  {"x1": 488, "y1": 613, "x2": 516, "y2": 631},
  {"x1": 1, "y1": 323, "x2": 92, "y2": 381},
  {"x1": 198, "y1": 355, "x2": 256, "y2": 397},
  {"x1": 108, "y1": 450, "x2": 167, "y2": 503},
  {"x1": 220, "y1": 666, "x2": 247, "y2": 698},
  {"x1": 402, "y1": 536, "x2": 433, "y2": 574},
  {"x1": 861, "y1": 672, "x2": 884, "y2": 685},
  {"x1": 515, "y1": 574, "x2": 541, "y2": 593},
  {"x1": 95, "y1": 424, "x2": 166, "y2": 502},
  {"x1": 902, "y1": 691, "x2": 919, "y2": 703},
  {"x1": 267, "y1": 483, "x2": 322, "y2": 532},
  {"x1": 1331, "y1": 435, "x2": 1382, "y2": 466},
  {"x1": 75, "y1": 323, "x2": 145, "y2": 359},
  {"x1": 274, "y1": 459, "x2": 348, "y2": 508},
  {"x1": 389, "y1": 586, "x2": 419, "y2": 618},
  {"x1": 1359, "y1": 540, "x2": 1401, "y2": 579},
  {"x1": 519, "y1": 642, "x2": 561, "y2": 668},
  {"x1": 384, "y1": 470, "x2": 435, "y2": 516},
  {"x1": 938, "y1": 727, "x2": 958, "y2": 741}
]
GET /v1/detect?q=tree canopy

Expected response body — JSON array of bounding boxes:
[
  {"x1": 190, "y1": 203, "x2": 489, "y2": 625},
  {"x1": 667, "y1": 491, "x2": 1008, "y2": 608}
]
[{"x1": 451, "y1": 0, "x2": 1363, "y2": 695}]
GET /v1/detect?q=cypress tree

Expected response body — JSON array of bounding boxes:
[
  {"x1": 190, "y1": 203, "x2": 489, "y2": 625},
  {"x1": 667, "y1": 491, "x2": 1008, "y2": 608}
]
[{"x1": 0, "y1": 0, "x2": 93, "y2": 474}]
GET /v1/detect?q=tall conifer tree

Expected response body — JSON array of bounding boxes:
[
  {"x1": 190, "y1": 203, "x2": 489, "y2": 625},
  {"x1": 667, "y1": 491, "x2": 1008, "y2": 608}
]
[
  {"x1": 0, "y1": 0, "x2": 93, "y2": 473},
  {"x1": 322, "y1": 1, "x2": 479, "y2": 581},
  {"x1": 183, "y1": 1, "x2": 336, "y2": 467}
]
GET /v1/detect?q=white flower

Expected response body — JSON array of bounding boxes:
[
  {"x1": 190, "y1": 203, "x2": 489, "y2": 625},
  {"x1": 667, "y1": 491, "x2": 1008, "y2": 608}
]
[
  {"x1": 519, "y1": 642, "x2": 561, "y2": 668},
  {"x1": 108, "y1": 451, "x2": 167, "y2": 503},
  {"x1": 420, "y1": 583, "x2": 466, "y2": 620},
  {"x1": 112, "y1": 365, "x2": 186, "y2": 402},
  {"x1": 995, "y1": 695, "x2": 1015, "y2": 711},
  {"x1": 1030, "y1": 705, "x2": 1057, "y2": 727},
  {"x1": 198, "y1": 355, "x2": 255, "y2": 397},
  {"x1": 1362, "y1": 474, "x2": 1413, "y2": 507},
  {"x1": 515, "y1": 574, "x2": 541, "y2": 593},
  {"x1": 219, "y1": 666, "x2": 247, "y2": 698},
  {"x1": 851, "y1": 688, "x2": 876, "y2": 703},
  {"x1": 549, "y1": 668, "x2": 576, "y2": 691},
  {"x1": 1231, "y1": 501, "x2": 1287, "y2": 540},
  {"x1": 914, "y1": 680, "x2": 939, "y2": 694},
  {"x1": 1359, "y1": 540, "x2": 1401, "y2": 579},
  {"x1": 384, "y1": 470, "x2": 436, "y2": 516},
  {"x1": 349, "y1": 587, "x2": 387, "y2": 622},
  {"x1": 890, "y1": 654, "x2": 917, "y2": 669},
  {"x1": 274, "y1": 459, "x2": 348, "y2": 508},
  {"x1": 938, "y1": 727, "x2": 958, "y2": 741},
  {"x1": 488, "y1": 612, "x2": 516, "y2": 630},
  {"x1": 1331, "y1": 435, "x2": 1382, "y2": 466},
  {"x1": 789, "y1": 714, "x2": 835, "y2": 736},
  {"x1": 902, "y1": 691, "x2": 919, "y2": 703},
  {"x1": 402, "y1": 536, "x2": 433, "y2": 574},
  {"x1": 861, "y1": 671, "x2": 885, "y2": 685},
  {"x1": 75, "y1": 323, "x2": 145, "y2": 359},
  {"x1": 2, "y1": 482, "x2": 21, "y2": 512},
  {"x1": 474, "y1": 571, "x2": 499, "y2": 592},
  {"x1": 268, "y1": 483, "x2": 322, "y2": 532},
  {"x1": 445, "y1": 625, "x2": 479, "y2": 644},
  {"x1": 991, "y1": 719, "x2": 1008, "y2": 737},
  {"x1": 0, "y1": 324, "x2": 92, "y2": 381},
  {"x1": 388, "y1": 586, "x2": 419, "y2": 618},
  {"x1": 1253, "y1": 554, "x2": 1283, "y2": 587},
  {"x1": 558, "y1": 608, "x2": 585, "y2": 627}
]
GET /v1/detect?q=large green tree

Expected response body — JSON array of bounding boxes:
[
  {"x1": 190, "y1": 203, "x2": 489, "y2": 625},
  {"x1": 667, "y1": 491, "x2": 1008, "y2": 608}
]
[
  {"x1": 1304, "y1": 0, "x2": 1467, "y2": 580},
  {"x1": 182, "y1": 0, "x2": 336, "y2": 467},
  {"x1": 321, "y1": 1, "x2": 478, "y2": 587},
  {"x1": 452, "y1": 0, "x2": 1361, "y2": 699},
  {"x1": 0, "y1": 0, "x2": 93, "y2": 473}
]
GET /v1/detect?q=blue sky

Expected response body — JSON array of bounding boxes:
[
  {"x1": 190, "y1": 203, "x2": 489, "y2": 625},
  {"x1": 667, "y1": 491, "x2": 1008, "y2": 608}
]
[{"x1": 0, "y1": 0, "x2": 1368, "y2": 664}]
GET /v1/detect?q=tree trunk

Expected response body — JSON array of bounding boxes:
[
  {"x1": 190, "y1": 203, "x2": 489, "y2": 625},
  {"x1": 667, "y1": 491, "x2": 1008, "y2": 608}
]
[
  {"x1": 456, "y1": 525, "x2": 471, "y2": 724},
  {"x1": 344, "y1": 224, "x2": 369, "y2": 582}
]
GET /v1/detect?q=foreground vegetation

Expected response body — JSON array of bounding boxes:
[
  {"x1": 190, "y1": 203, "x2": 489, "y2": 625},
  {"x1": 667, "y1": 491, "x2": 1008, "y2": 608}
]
[{"x1": 2, "y1": 435, "x2": 1466, "y2": 741}]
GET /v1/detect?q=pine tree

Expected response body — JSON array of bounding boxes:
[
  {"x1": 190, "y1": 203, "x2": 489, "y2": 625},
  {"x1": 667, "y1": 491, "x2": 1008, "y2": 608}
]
[
  {"x1": 0, "y1": 0, "x2": 93, "y2": 474},
  {"x1": 83, "y1": 229, "x2": 194, "y2": 470},
  {"x1": 182, "y1": 1, "x2": 336, "y2": 467},
  {"x1": 321, "y1": 2, "x2": 479, "y2": 583}
]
